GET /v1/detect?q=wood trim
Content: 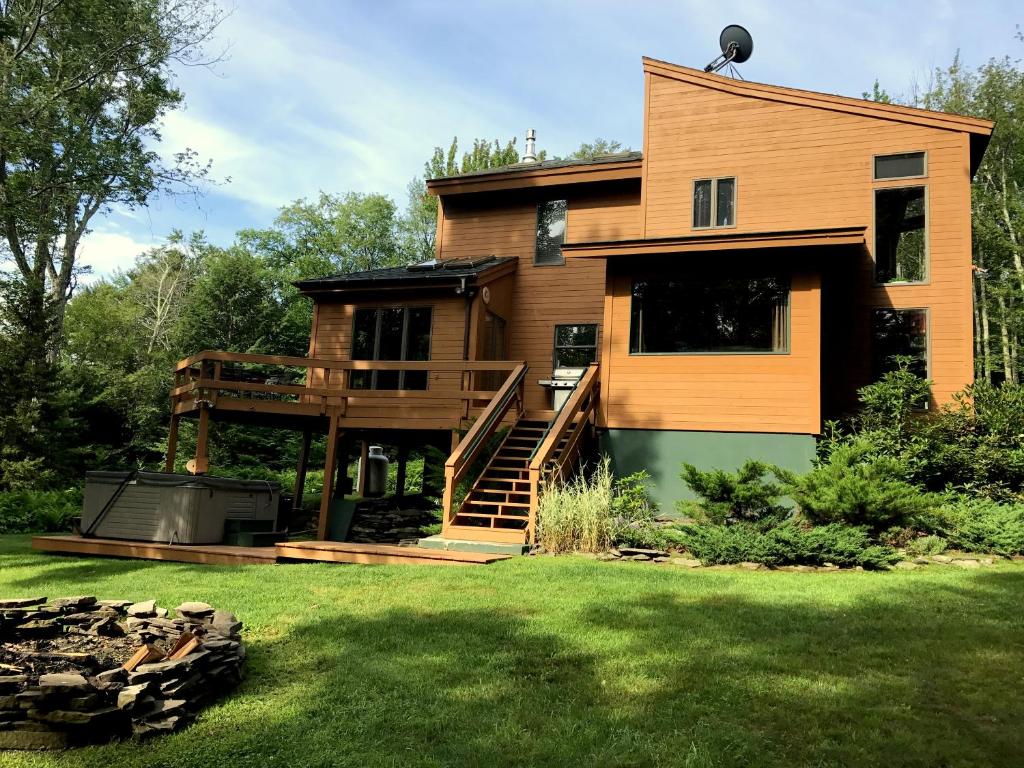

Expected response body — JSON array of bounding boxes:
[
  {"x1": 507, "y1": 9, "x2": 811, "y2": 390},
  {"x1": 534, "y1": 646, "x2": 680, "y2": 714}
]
[
  {"x1": 642, "y1": 58, "x2": 994, "y2": 136},
  {"x1": 426, "y1": 160, "x2": 642, "y2": 196},
  {"x1": 562, "y1": 226, "x2": 867, "y2": 258},
  {"x1": 32, "y1": 536, "x2": 277, "y2": 566},
  {"x1": 174, "y1": 351, "x2": 523, "y2": 372},
  {"x1": 275, "y1": 539, "x2": 513, "y2": 565},
  {"x1": 640, "y1": 70, "x2": 651, "y2": 238}
]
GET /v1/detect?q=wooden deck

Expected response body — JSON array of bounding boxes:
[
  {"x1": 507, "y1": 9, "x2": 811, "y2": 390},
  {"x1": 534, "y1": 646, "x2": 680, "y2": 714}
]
[{"x1": 31, "y1": 535, "x2": 514, "y2": 567}]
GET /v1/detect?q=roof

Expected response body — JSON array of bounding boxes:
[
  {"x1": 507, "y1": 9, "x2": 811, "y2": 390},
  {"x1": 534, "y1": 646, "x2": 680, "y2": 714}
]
[
  {"x1": 293, "y1": 256, "x2": 517, "y2": 295},
  {"x1": 562, "y1": 226, "x2": 868, "y2": 258},
  {"x1": 642, "y1": 57, "x2": 994, "y2": 174},
  {"x1": 426, "y1": 153, "x2": 642, "y2": 196}
]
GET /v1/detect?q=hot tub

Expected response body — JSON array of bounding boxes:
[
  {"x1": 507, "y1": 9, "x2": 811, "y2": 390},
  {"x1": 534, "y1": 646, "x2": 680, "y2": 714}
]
[{"x1": 81, "y1": 472, "x2": 279, "y2": 544}]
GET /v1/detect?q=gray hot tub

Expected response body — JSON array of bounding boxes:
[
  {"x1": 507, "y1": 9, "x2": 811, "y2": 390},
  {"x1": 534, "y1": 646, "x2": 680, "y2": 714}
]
[{"x1": 81, "y1": 472, "x2": 279, "y2": 544}]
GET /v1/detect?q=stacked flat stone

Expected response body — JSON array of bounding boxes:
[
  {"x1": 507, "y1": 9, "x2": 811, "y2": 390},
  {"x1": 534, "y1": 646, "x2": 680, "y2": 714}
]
[{"x1": 0, "y1": 597, "x2": 245, "y2": 749}]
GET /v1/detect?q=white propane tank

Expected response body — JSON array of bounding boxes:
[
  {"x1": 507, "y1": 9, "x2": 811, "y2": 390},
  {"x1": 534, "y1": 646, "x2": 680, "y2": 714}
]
[{"x1": 361, "y1": 446, "x2": 389, "y2": 498}]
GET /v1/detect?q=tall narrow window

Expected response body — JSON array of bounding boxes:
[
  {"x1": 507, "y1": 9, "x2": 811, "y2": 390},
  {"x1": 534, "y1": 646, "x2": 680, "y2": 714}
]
[
  {"x1": 350, "y1": 306, "x2": 432, "y2": 390},
  {"x1": 875, "y1": 186, "x2": 926, "y2": 283},
  {"x1": 553, "y1": 324, "x2": 598, "y2": 368},
  {"x1": 872, "y1": 309, "x2": 928, "y2": 379},
  {"x1": 535, "y1": 199, "x2": 567, "y2": 265},
  {"x1": 630, "y1": 276, "x2": 789, "y2": 354},
  {"x1": 693, "y1": 177, "x2": 736, "y2": 229}
]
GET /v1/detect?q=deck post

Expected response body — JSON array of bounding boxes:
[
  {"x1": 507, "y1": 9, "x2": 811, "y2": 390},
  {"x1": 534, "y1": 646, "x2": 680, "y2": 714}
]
[
  {"x1": 293, "y1": 430, "x2": 312, "y2": 514},
  {"x1": 165, "y1": 415, "x2": 180, "y2": 473},
  {"x1": 316, "y1": 414, "x2": 341, "y2": 540},
  {"x1": 192, "y1": 405, "x2": 210, "y2": 474},
  {"x1": 395, "y1": 443, "x2": 409, "y2": 498}
]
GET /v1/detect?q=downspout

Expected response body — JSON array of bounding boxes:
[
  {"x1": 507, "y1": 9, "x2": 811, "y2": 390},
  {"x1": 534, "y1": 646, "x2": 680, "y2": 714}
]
[{"x1": 457, "y1": 277, "x2": 477, "y2": 361}]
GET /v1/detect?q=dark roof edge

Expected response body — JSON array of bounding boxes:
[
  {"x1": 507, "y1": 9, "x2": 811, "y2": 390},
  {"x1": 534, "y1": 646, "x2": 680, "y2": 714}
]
[{"x1": 426, "y1": 151, "x2": 643, "y2": 186}]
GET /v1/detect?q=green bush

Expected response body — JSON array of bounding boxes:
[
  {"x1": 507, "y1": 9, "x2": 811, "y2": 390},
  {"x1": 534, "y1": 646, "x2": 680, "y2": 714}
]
[
  {"x1": 928, "y1": 498, "x2": 1024, "y2": 556},
  {"x1": 675, "y1": 521, "x2": 899, "y2": 569},
  {"x1": 538, "y1": 459, "x2": 614, "y2": 554},
  {"x1": 0, "y1": 488, "x2": 82, "y2": 533},
  {"x1": 782, "y1": 441, "x2": 939, "y2": 533},
  {"x1": 905, "y1": 534, "x2": 948, "y2": 557},
  {"x1": 678, "y1": 460, "x2": 788, "y2": 527},
  {"x1": 610, "y1": 470, "x2": 663, "y2": 548}
]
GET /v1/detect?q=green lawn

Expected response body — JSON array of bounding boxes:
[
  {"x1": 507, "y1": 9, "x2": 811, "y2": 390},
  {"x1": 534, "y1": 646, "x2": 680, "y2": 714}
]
[{"x1": 0, "y1": 536, "x2": 1022, "y2": 767}]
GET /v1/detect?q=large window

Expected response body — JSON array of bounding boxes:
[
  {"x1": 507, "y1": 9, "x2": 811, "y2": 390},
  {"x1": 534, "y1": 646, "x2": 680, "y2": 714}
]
[
  {"x1": 872, "y1": 308, "x2": 928, "y2": 379},
  {"x1": 629, "y1": 276, "x2": 789, "y2": 354},
  {"x1": 693, "y1": 177, "x2": 736, "y2": 229},
  {"x1": 553, "y1": 324, "x2": 598, "y2": 368},
  {"x1": 351, "y1": 306, "x2": 432, "y2": 390},
  {"x1": 535, "y1": 199, "x2": 567, "y2": 265},
  {"x1": 875, "y1": 186, "x2": 926, "y2": 283}
]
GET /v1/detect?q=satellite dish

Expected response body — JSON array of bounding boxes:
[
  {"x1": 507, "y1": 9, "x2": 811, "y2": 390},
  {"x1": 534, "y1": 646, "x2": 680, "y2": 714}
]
[{"x1": 704, "y1": 24, "x2": 753, "y2": 73}]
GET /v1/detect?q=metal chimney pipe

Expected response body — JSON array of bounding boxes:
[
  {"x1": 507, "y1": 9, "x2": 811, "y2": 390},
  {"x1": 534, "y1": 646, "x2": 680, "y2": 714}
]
[{"x1": 522, "y1": 128, "x2": 537, "y2": 163}]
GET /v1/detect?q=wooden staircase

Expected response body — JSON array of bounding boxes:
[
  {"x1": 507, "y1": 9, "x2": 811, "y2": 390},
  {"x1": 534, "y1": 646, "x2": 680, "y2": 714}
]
[
  {"x1": 446, "y1": 415, "x2": 551, "y2": 543},
  {"x1": 441, "y1": 363, "x2": 600, "y2": 548}
]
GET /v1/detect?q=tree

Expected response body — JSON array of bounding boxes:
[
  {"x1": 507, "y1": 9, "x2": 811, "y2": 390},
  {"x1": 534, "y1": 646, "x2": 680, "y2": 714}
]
[
  {"x1": 565, "y1": 138, "x2": 628, "y2": 160},
  {"x1": 130, "y1": 231, "x2": 202, "y2": 354},
  {"x1": 0, "y1": 0, "x2": 223, "y2": 358}
]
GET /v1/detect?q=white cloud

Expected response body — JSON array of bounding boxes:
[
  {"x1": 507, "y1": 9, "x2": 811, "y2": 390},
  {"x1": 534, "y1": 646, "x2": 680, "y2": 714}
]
[{"x1": 76, "y1": 230, "x2": 157, "y2": 282}]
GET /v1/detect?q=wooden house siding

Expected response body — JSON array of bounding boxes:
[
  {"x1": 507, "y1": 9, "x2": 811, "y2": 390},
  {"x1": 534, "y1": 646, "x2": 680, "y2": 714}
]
[
  {"x1": 602, "y1": 270, "x2": 821, "y2": 433},
  {"x1": 438, "y1": 185, "x2": 641, "y2": 411},
  {"x1": 640, "y1": 68, "x2": 975, "y2": 411}
]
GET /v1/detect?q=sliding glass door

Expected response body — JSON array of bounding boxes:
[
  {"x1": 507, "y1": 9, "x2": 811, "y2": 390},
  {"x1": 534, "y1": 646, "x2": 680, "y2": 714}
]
[{"x1": 351, "y1": 306, "x2": 432, "y2": 390}]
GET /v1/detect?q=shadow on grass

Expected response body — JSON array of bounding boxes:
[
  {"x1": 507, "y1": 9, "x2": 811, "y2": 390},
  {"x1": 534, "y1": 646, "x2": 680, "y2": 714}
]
[{"x1": 108, "y1": 568, "x2": 1024, "y2": 768}]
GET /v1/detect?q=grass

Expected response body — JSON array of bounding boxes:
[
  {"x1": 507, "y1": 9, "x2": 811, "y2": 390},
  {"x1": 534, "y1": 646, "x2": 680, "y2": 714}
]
[{"x1": 0, "y1": 536, "x2": 1022, "y2": 767}]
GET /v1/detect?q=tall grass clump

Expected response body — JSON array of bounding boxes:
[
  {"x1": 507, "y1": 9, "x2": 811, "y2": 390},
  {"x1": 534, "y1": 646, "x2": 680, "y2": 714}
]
[{"x1": 538, "y1": 459, "x2": 614, "y2": 553}]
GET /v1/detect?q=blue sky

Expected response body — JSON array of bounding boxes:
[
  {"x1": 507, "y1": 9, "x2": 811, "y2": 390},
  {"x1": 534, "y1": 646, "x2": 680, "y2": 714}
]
[{"x1": 80, "y1": 0, "x2": 1021, "y2": 279}]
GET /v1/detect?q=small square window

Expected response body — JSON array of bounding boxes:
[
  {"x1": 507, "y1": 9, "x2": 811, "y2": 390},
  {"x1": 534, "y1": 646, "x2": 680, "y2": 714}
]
[
  {"x1": 535, "y1": 200, "x2": 567, "y2": 265},
  {"x1": 875, "y1": 186, "x2": 927, "y2": 283},
  {"x1": 553, "y1": 324, "x2": 598, "y2": 368},
  {"x1": 692, "y1": 177, "x2": 736, "y2": 229},
  {"x1": 874, "y1": 152, "x2": 926, "y2": 180}
]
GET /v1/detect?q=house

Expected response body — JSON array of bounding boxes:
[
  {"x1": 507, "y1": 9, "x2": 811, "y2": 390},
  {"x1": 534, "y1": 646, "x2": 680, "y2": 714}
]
[{"x1": 114, "y1": 56, "x2": 999, "y2": 557}]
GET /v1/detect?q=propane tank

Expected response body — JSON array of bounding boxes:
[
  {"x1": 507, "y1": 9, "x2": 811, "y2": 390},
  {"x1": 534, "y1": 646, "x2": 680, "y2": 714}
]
[{"x1": 361, "y1": 445, "x2": 389, "y2": 498}]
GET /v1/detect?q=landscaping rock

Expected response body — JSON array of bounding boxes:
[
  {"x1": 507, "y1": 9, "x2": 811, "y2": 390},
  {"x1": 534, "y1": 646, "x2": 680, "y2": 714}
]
[
  {"x1": 618, "y1": 547, "x2": 669, "y2": 559},
  {"x1": 953, "y1": 559, "x2": 981, "y2": 569},
  {"x1": 738, "y1": 561, "x2": 764, "y2": 571},
  {"x1": 126, "y1": 600, "x2": 156, "y2": 618},
  {"x1": 931, "y1": 555, "x2": 953, "y2": 563},
  {"x1": 0, "y1": 598, "x2": 46, "y2": 609},
  {"x1": 38, "y1": 674, "x2": 90, "y2": 692},
  {"x1": 894, "y1": 561, "x2": 919, "y2": 570},
  {"x1": 0, "y1": 728, "x2": 69, "y2": 750},
  {"x1": 629, "y1": 553, "x2": 652, "y2": 561},
  {"x1": 669, "y1": 557, "x2": 702, "y2": 568}
]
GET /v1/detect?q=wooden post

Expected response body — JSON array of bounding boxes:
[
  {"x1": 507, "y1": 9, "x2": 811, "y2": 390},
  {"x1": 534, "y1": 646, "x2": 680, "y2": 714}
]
[
  {"x1": 395, "y1": 443, "x2": 409, "y2": 498},
  {"x1": 355, "y1": 441, "x2": 370, "y2": 497},
  {"x1": 192, "y1": 405, "x2": 210, "y2": 475},
  {"x1": 450, "y1": 430, "x2": 461, "y2": 453},
  {"x1": 316, "y1": 415, "x2": 341, "y2": 541},
  {"x1": 293, "y1": 431, "x2": 312, "y2": 513},
  {"x1": 165, "y1": 415, "x2": 180, "y2": 473}
]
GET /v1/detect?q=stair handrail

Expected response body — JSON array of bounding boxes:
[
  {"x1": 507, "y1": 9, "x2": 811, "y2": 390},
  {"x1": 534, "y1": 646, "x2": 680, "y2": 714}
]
[
  {"x1": 442, "y1": 362, "x2": 527, "y2": 526},
  {"x1": 526, "y1": 363, "x2": 600, "y2": 544}
]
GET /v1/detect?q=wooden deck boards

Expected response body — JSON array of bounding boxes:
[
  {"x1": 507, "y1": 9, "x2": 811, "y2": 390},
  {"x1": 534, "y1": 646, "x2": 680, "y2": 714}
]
[{"x1": 31, "y1": 535, "x2": 514, "y2": 567}]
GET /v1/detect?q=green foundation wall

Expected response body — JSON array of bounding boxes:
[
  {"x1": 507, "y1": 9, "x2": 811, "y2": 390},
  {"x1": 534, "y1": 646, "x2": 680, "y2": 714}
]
[{"x1": 600, "y1": 429, "x2": 817, "y2": 513}]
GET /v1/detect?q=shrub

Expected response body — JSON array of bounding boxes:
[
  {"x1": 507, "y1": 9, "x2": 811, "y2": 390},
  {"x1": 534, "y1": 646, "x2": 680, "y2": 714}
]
[
  {"x1": 678, "y1": 460, "x2": 788, "y2": 527},
  {"x1": 782, "y1": 440, "x2": 939, "y2": 533},
  {"x1": 928, "y1": 498, "x2": 1024, "y2": 556},
  {"x1": 905, "y1": 534, "x2": 948, "y2": 557},
  {"x1": 538, "y1": 459, "x2": 614, "y2": 554},
  {"x1": 610, "y1": 470, "x2": 663, "y2": 548},
  {"x1": 0, "y1": 488, "x2": 82, "y2": 533},
  {"x1": 675, "y1": 521, "x2": 899, "y2": 569}
]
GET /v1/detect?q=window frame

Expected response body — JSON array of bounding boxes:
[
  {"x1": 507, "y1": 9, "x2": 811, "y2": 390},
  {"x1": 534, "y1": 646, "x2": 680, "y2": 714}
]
[
  {"x1": 872, "y1": 150, "x2": 928, "y2": 181},
  {"x1": 872, "y1": 183, "x2": 930, "y2": 286},
  {"x1": 552, "y1": 323, "x2": 599, "y2": 369},
  {"x1": 534, "y1": 198, "x2": 568, "y2": 267},
  {"x1": 350, "y1": 305, "x2": 433, "y2": 390},
  {"x1": 691, "y1": 176, "x2": 738, "y2": 231},
  {"x1": 870, "y1": 306, "x2": 931, "y2": 382},
  {"x1": 628, "y1": 275, "x2": 791, "y2": 357}
]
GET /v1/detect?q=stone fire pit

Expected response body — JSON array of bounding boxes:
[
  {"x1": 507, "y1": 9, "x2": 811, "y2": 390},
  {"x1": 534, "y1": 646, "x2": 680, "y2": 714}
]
[{"x1": 0, "y1": 596, "x2": 245, "y2": 750}]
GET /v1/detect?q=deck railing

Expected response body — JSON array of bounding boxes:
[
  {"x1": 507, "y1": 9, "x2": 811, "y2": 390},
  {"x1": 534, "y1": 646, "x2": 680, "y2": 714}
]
[
  {"x1": 526, "y1": 363, "x2": 601, "y2": 543},
  {"x1": 171, "y1": 350, "x2": 524, "y2": 422},
  {"x1": 441, "y1": 362, "x2": 528, "y2": 529}
]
